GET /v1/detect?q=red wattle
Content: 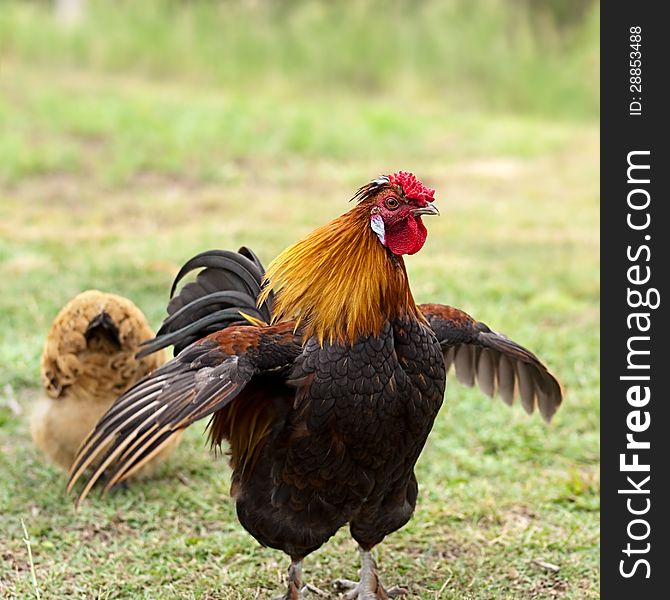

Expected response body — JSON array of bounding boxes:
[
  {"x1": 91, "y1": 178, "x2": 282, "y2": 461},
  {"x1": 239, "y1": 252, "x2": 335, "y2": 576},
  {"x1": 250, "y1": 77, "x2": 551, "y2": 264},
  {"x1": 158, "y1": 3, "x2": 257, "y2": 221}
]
[{"x1": 385, "y1": 216, "x2": 427, "y2": 255}]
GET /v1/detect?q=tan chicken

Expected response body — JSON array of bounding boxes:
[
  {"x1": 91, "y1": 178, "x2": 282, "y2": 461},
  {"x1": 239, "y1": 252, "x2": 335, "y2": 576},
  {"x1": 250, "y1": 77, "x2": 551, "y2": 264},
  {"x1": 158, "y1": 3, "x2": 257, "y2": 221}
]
[{"x1": 31, "y1": 290, "x2": 180, "y2": 475}]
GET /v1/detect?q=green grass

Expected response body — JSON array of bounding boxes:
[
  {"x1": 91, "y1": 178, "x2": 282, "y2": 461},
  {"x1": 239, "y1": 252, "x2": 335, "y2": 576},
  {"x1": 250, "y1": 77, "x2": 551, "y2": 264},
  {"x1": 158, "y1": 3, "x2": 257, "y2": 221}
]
[
  {"x1": 1, "y1": 1, "x2": 598, "y2": 598},
  {"x1": 0, "y1": 0, "x2": 599, "y2": 119}
]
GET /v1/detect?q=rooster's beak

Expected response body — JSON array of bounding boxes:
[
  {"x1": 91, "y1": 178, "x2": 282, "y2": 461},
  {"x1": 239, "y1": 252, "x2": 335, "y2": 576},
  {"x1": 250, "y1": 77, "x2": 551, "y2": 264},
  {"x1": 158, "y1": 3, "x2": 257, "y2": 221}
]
[{"x1": 412, "y1": 204, "x2": 440, "y2": 217}]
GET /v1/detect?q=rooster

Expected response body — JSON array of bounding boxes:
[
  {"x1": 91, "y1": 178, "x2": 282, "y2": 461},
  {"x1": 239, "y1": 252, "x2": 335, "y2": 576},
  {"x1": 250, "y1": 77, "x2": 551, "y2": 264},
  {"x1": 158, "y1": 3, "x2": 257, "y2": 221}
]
[
  {"x1": 68, "y1": 173, "x2": 562, "y2": 599},
  {"x1": 32, "y1": 290, "x2": 180, "y2": 475}
]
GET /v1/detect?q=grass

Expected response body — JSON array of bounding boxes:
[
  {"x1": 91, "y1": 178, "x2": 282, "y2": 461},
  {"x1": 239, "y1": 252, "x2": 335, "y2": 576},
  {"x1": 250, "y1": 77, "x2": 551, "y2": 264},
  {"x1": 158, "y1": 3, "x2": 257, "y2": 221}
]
[
  {"x1": 0, "y1": 0, "x2": 599, "y2": 119},
  {"x1": 1, "y1": 1, "x2": 598, "y2": 598}
]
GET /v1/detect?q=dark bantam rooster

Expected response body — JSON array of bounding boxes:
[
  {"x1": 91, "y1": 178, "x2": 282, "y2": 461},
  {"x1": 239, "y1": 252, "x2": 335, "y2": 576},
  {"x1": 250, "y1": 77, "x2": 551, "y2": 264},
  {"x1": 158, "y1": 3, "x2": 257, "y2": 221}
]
[{"x1": 68, "y1": 172, "x2": 562, "y2": 599}]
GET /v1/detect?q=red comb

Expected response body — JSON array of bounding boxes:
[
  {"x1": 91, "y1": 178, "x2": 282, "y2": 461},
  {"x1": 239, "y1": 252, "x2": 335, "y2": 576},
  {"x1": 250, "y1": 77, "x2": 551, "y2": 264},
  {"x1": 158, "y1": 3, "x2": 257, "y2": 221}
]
[{"x1": 388, "y1": 171, "x2": 435, "y2": 203}]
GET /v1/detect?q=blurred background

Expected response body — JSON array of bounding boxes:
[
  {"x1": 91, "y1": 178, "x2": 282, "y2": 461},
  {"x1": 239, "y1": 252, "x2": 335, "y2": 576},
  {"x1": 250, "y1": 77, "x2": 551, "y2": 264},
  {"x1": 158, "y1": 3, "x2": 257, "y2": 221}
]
[{"x1": 1, "y1": 1, "x2": 599, "y2": 598}]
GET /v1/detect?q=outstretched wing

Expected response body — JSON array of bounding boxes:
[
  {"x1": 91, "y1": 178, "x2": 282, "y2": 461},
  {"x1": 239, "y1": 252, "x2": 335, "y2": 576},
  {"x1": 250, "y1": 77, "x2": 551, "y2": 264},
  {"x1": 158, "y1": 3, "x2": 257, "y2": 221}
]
[
  {"x1": 67, "y1": 322, "x2": 301, "y2": 505},
  {"x1": 419, "y1": 303, "x2": 562, "y2": 422}
]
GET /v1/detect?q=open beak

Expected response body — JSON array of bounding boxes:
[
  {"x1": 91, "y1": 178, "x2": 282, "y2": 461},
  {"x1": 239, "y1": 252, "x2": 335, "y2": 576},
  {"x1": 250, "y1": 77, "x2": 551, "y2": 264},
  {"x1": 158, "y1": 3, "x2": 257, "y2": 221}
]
[{"x1": 412, "y1": 204, "x2": 440, "y2": 217}]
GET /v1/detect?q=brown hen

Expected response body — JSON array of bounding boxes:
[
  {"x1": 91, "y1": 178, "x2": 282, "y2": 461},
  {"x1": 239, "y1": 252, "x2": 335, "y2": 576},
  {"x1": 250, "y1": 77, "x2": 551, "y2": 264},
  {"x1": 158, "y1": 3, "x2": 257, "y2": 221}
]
[{"x1": 31, "y1": 290, "x2": 180, "y2": 474}]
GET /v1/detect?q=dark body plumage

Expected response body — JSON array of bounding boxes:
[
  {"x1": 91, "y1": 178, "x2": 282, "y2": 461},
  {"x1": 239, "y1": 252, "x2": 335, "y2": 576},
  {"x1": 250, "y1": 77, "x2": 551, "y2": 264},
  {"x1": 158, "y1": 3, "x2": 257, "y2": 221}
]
[
  {"x1": 69, "y1": 175, "x2": 562, "y2": 598},
  {"x1": 234, "y1": 317, "x2": 445, "y2": 559}
]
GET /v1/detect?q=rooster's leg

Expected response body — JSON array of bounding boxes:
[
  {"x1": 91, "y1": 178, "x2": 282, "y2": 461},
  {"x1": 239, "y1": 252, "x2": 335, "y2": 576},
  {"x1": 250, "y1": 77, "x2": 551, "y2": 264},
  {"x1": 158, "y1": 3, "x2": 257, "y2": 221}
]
[
  {"x1": 274, "y1": 559, "x2": 328, "y2": 600},
  {"x1": 273, "y1": 559, "x2": 303, "y2": 600},
  {"x1": 333, "y1": 547, "x2": 407, "y2": 600}
]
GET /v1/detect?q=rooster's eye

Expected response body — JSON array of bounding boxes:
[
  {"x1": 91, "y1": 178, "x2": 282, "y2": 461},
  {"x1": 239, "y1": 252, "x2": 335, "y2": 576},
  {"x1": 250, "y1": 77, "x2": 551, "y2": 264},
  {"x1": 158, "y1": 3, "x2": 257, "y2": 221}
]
[{"x1": 385, "y1": 197, "x2": 400, "y2": 210}]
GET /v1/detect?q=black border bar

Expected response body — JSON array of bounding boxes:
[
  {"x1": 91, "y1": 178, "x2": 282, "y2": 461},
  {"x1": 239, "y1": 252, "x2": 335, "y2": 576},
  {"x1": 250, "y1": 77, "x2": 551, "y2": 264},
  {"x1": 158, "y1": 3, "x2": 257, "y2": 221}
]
[{"x1": 601, "y1": 3, "x2": 669, "y2": 595}]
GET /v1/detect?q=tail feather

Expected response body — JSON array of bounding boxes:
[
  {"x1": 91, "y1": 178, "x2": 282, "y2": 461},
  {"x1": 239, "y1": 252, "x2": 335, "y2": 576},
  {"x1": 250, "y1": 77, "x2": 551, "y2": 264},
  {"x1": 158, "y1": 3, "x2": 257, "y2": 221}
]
[
  {"x1": 168, "y1": 250, "x2": 265, "y2": 300},
  {"x1": 237, "y1": 246, "x2": 266, "y2": 272},
  {"x1": 139, "y1": 247, "x2": 273, "y2": 358},
  {"x1": 158, "y1": 291, "x2": 259, "y2": 335},
  {"x1": 138, "y1": 308, "x2": 265, "y2": 358}
]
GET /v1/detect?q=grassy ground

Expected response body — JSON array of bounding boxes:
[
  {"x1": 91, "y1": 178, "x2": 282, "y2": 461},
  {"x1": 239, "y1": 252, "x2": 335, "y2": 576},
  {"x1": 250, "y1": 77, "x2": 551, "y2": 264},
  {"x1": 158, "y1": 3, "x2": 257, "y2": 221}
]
[{"x1": 1, "y1": 1, "x2": 598, "y2": 598}]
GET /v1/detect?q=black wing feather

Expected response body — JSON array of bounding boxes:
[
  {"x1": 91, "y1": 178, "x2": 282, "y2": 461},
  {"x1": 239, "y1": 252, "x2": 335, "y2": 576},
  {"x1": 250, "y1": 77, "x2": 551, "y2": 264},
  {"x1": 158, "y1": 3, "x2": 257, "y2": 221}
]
[
  {"x1": 68, "y1": 339, "x2": 254, "y2": 503},
  {"x1": 420, "y1": 303, "x2": 563, "y2": 422}
]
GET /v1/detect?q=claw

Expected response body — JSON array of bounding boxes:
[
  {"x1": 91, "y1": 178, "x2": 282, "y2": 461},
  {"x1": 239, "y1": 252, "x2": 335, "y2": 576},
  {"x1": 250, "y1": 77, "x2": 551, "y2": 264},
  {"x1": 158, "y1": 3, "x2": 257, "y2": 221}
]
[
  {"x1": 333, "y1": 579, "x2": 359, "y2": 593},
  {"x1": 303, "y1": 583, "x2": 329, "y2": 597},
  {"x1": 273, "y1": 583, "x2": 329, "y2": 600},
  {"x1": 333, "y1": 580, "x2": 407, "y2": 600},
  {"x1": 332, "y1": 549, "x2": 407, "y2": 599}
]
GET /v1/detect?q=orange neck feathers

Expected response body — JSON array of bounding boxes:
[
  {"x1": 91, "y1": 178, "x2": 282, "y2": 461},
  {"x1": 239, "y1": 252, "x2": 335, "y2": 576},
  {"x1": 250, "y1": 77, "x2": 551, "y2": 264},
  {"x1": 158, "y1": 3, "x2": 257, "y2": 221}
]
[{"x1": 258, "y1": 204, "x2": 422, "y2": 345}]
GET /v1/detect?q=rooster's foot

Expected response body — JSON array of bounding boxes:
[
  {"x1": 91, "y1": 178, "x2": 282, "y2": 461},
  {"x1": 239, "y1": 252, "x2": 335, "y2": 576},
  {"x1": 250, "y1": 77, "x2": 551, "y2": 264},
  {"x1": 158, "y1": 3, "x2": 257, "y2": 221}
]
[
  {"x1": 332, "y1": 549, "x2": 407, "y2": 599},
  {"x1": 273, "y1": 582, "x2": 328, "y2": 600},
  {"x1": 333, "y1": 580, "x2": 406, "y2": 600},
  {"x1": 273, "y1": 559, "x2": 328, "y2": 600}
]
